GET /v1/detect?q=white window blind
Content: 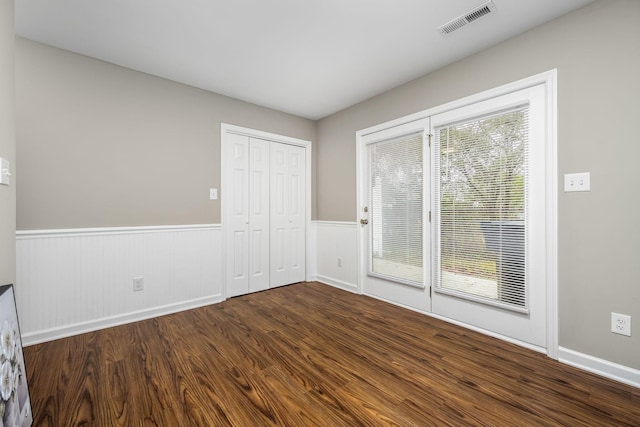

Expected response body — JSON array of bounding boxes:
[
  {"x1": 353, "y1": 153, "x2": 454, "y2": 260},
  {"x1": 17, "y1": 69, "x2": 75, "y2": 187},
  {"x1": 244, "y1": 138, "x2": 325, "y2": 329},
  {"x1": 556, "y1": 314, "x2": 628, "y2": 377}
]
[
  {"x1": 434, "y1": 106, "x2": 529, "y2": 309},
  {"x1": 369, "y1": 131, "x2": 423, "y2": 286}
]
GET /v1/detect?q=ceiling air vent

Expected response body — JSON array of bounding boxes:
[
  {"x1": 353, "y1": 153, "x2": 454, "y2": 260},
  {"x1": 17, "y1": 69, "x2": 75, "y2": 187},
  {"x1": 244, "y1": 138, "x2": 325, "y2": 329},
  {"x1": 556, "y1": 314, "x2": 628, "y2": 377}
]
[{"x1": 438, "y1": 1, "x2": 496, "y2": 35}]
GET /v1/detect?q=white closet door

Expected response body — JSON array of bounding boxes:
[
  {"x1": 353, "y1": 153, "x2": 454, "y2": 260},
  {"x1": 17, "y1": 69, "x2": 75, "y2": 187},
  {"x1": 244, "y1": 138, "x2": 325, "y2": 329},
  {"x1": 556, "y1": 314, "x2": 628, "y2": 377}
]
[
  {"x1": 224, "y1": 135, "x2": 272, "y2": 297},
  {"x1": 225, "y1": 133, "x2": 250, "y2": 297},
  {"x1": 270, "y1": 142, "x2": 306, "y2": 287},
  {"x1": 248, "y1": 138, "x2": 270, "y2": 293}
]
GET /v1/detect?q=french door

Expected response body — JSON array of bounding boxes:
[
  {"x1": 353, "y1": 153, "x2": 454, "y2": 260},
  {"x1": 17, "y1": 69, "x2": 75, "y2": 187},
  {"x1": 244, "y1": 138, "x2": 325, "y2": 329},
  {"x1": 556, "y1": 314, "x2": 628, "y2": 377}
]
[
  {"x1": 358, "y1": 118, "x2": 431, "y2": 312},
  {"x1": 357, "y1": 74, "x2": 555, "y2": 351},
  {"x1": 430, "y1": 84, "x2": 548, "y2": 348}
]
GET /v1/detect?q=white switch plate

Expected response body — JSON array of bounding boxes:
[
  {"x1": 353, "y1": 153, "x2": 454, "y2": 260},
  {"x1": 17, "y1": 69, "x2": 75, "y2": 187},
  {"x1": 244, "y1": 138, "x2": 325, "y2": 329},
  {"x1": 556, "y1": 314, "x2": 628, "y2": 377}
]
[
  {"x1": 0, "y1": 158, "x2": 10, "y2": 186},
  {"x1": 564, "y1": 172, "x2": 590, "y2": 192},
  {"x1": 209, "y1": 188, "x2": 218, "y2": 200}
]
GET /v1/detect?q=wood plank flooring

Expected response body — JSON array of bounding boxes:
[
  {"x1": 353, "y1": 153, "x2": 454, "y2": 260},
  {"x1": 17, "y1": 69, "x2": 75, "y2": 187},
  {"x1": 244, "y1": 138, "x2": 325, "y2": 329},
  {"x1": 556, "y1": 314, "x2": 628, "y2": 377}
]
[{"x1": 24, "y1": 282, "x2": 639, "y2": 426}]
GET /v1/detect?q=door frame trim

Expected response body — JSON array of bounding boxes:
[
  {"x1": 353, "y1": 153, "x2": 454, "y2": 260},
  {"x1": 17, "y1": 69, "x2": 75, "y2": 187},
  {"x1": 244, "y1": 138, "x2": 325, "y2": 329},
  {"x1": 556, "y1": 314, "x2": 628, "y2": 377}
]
[
  {"x1": 221, "y1": 123, "x2": 313, "y2": 299},
  {"x1": 355, "y1": 70, "x2": 557, "y2": 359}
]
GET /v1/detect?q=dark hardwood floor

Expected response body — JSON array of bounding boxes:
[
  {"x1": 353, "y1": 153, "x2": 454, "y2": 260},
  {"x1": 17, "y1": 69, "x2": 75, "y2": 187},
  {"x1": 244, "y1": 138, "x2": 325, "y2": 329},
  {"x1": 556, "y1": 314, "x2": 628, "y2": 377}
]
[{"x1": 24, "y1": 282, "x2": 639, "y2": 426}]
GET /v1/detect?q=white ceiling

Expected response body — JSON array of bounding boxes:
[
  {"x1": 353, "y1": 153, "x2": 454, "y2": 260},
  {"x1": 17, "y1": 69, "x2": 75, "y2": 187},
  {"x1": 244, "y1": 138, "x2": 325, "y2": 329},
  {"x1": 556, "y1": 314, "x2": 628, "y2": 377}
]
[{"x1": 15, "y1": 0, "x2": 593, "y2": 120}]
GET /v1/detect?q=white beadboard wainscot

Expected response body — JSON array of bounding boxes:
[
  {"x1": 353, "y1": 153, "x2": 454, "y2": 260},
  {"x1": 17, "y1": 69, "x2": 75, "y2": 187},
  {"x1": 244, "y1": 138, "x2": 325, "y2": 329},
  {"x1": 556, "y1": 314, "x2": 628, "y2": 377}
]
[
  {"x1": 315, "y1": 221, "x2": 358, "y2": 293},
  {"x1": 307, "y1": 221, "x2": 318, "y2": 281},
  {"x1": 16, "y1": 224, "x2": 222, "y2": 345}
]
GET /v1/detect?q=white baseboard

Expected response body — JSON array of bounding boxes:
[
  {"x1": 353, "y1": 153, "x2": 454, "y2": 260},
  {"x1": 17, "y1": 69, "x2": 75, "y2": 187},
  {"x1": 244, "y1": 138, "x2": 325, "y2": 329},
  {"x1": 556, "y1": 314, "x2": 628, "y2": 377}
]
[
  {"x1": 22, "y1": 294, "x2": 224, "y2": 346},
  {"x1": 316, "y1": 275, "x2": 358, "y2": 293},
  {"x1": 558, "y1": 347, "x2": 640, "y2": 389}
]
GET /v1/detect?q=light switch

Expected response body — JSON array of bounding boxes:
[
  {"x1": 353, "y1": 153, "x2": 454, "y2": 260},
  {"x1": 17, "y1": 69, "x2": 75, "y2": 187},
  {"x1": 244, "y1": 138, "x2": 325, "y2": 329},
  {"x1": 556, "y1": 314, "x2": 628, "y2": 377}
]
[
  {"x1": 0, "y1": 158, "x2": 10, "y2": 186},
  {"x1": 209, "y1": 188, "x2": 218, "y2": 200},
  {"x1": 564, "y1": 172, "x2": 590, "y2": 192}
]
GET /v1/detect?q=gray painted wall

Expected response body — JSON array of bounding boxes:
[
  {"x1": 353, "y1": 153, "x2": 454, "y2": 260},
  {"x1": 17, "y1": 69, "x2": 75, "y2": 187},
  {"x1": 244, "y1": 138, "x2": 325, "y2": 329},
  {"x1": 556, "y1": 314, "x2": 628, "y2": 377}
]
[
  {"x1": 317, "y1": 0, "x2": 640, "y2": 369},
  {"x1": 0, "y1": 0, "x2": 15, "y2": 286},
  {"x1": 15, "y1": 38, "x2": 317, "y2": 229}
]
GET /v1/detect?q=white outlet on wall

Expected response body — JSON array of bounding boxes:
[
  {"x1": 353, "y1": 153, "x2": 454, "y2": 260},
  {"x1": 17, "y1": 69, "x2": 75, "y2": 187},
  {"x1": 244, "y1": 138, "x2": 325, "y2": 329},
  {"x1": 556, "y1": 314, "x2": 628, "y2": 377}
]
[
  {"x1": 337, "y1": 258, "x2": 343, "y2": 268},
  {"x1": 133, "y1": 277, "x2": 144, "y2": 292},
  {"x1": 611, "y1": 312, "x2": 631, "y2": 336}
]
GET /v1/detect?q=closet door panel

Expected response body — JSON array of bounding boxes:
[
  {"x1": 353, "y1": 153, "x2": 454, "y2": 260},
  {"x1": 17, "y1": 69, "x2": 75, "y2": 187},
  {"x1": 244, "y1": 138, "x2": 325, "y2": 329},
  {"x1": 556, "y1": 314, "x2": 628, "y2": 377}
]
[
  {"x1": 270, "y1": 143, "x2": 288, "y2": 286},
  {"x1": 248, "y1": 138, "x2": 270, "y2": 293},
  {"x1": 225, "y1": 133, "x2": 250, "y2": 297},
  {"x1": 288, "y1": 145, "x2": 305, "y2": 282},
  {"x1": 270, "y1": 142, "x2": 305, "y2": 287}
]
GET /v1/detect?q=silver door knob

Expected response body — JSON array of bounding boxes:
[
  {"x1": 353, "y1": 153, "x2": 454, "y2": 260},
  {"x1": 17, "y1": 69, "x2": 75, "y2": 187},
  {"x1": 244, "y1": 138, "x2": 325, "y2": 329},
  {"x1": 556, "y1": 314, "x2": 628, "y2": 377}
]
[{"x1": 360, "y1": 218, "x2": 368, "y2": 225}]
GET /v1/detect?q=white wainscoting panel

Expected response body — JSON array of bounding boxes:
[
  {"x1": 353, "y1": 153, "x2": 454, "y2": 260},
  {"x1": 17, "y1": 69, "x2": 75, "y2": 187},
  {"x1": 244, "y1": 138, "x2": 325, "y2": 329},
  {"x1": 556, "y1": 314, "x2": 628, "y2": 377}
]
[
  {"x1": 314, "y1": 221, "x2": 358, "y2": 293},
  {"x1": 307, "y1": 221, "x2": 317, "y2": 281},
  {"x1": 16, "y1": 225, "x2": 222, "y2": 345}
]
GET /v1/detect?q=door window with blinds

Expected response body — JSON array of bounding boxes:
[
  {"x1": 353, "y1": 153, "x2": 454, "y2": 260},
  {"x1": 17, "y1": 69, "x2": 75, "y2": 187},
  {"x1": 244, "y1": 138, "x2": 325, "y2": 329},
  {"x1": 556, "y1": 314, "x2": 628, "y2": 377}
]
[
  {"x1": 359, "y1": 76, "x2": 553, "y2": 348},
  {"x1": 368, "y1": 131, "x2": 424, "y2": 287},
  {"x1": 433, "y1": 105, "x2": 530, "y2": 312}
]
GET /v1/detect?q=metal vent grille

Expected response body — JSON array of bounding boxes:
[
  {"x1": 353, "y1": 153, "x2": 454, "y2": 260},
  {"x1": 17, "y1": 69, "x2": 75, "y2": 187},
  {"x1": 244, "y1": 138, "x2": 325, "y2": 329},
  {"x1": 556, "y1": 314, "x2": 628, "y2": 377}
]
[
  {"x1": 465, "y1": 5, "x2": 492, "y2": 23},
  {"x1": 439, "y1": 1, "x2": 496, "y2": 35}
]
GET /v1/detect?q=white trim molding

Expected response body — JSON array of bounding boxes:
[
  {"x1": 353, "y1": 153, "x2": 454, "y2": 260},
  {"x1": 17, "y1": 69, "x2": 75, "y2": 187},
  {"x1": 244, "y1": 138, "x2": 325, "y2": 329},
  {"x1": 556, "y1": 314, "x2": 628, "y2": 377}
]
[
  {"x1": 16, "y1": 224, "x2": 219, "y2": 238},
  {"x1": 23, "y1": 294, "x2": 222, "y2": 346},
  {"x1": 559, "y1": 347, "x2": 640, "y2": 389},
  {"x1": 316, "y1": 276, "x2": 359, "y2": 294},
  {"x1": 16, "y1": 224, "x2": 223, "y2": 346}
]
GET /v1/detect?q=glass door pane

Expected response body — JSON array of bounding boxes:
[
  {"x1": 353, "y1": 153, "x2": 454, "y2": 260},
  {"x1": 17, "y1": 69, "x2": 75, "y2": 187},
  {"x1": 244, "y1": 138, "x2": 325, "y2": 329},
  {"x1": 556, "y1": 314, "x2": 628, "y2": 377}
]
[
  {"x1": 368, "y1": 131, "x2": 423, "y2": 287},
  {"x1": 435, "y1": 107, "x2": 528, "y2": 310}
]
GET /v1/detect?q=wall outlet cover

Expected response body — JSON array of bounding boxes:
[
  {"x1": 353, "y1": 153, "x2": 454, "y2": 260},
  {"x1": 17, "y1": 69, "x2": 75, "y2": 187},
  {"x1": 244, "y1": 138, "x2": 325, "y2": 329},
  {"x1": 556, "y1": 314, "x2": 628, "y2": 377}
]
[
  {"x1": 611, "y1": 312, "x2": 631, "y2": 337},
  {"x1": 133, "y1": 277, "x2": 144, "y2": 292}
]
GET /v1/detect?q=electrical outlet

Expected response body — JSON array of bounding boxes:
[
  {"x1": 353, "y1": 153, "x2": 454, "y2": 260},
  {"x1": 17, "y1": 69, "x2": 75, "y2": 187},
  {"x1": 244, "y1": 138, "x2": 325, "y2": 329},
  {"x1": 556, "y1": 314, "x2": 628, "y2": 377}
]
[
  {"x1": 133, "y1": 277, "x2": 144, "y2": 292},
  {"x1": 337, "y1": 258, "x2": 343, "y2": 268},
  {"x1": 611, "y1": 313, "x2": 631, "y2": 336}
]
